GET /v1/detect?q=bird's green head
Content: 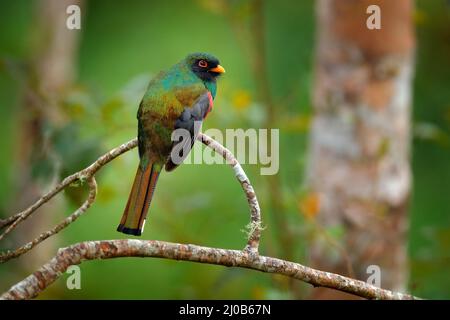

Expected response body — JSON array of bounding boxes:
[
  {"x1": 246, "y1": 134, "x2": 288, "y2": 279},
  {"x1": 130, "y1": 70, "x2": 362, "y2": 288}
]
[{"x1": 185, "y1": 52, "x2": 225, "y2": 83}]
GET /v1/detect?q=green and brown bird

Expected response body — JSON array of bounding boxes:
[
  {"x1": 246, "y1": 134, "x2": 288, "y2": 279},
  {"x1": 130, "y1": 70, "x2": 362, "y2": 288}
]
[{"x1": 117, "y1": 53, "x2": 225, "y2": 236}]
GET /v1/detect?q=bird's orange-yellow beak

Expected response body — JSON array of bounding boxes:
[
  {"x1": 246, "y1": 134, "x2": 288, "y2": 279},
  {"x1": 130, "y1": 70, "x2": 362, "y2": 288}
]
[{"x1": 209, "y1": 65, "x2": 226, "y2": 73}]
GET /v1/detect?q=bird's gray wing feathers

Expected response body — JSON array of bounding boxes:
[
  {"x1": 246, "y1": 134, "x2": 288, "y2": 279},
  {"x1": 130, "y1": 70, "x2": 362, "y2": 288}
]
[{"x1": 165, "y1": 92, "x2": 211, "y2": 171}]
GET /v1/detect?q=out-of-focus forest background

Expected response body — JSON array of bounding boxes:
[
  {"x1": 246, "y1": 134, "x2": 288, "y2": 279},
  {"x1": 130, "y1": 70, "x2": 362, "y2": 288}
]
[{"x1": 0, "y1": 0, "x2": 449, "y2": 299}]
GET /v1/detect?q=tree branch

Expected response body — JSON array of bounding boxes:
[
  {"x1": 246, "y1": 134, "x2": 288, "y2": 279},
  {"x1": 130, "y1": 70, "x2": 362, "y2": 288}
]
[
  {"x1": 0, "y1": 139, "x2": 138, "y2": 263},
  {"x1": 1, "y1": 240, "x2": 417, "y2": 300},
  {"x1": 0, "y1": 177, "x2": 97, "y2": 262},
  {"x1": 0, "y1": 134, "x2": 419, "y2": 300},
  {"x1": 0, "y1": 133, "x2": 262, "y2": 263},
  {"x1": 198, "y1": 134, "x2": 262, "y2": 253},
  {"x1": 0, "y1": 138, "x2": 138, "y2": 237}
]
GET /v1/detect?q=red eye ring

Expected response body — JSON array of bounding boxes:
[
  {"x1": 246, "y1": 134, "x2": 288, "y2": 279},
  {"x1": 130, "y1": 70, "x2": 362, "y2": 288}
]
[{"x1": 198, "y1": 60, "x2": 208, "y2": 68}]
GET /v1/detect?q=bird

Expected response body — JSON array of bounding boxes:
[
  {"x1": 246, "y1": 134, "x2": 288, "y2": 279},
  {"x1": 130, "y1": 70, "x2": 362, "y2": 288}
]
[{"x1": 117, "y1": 52, "x2": 225, "y2": 236}]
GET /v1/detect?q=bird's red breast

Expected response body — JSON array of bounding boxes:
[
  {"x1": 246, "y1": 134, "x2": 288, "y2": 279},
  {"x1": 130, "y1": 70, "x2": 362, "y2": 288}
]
[{"x1": 205, "y1": 91, "x2": 214, "y2": 118}]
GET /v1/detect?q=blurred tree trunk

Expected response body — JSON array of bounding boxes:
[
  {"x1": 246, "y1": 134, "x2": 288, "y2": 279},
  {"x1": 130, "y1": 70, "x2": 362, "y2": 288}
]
[
  {"x1": 11, "y1": 0, "x2": 83, "y2": 268},
  {"x1": 307, "y1": 0, "x2": 415, "y2": 298}
]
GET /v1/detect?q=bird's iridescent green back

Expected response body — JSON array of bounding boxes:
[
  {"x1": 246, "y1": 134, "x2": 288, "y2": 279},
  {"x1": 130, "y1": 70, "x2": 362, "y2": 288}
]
[{"x1": 137, "y1": 55, "x2": 216, "y2": 165}]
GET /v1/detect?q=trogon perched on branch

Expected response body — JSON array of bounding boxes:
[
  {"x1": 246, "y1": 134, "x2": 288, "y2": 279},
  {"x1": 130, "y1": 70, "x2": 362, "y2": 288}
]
[{"x1": 117, "y1": 53, "x2": 225, "y2": 236}]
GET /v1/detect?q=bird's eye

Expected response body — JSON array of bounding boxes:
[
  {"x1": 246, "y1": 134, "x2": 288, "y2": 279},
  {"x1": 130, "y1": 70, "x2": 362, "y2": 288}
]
[{"x1": 198, "y1": 60, "x2": 208, "y2": 68}]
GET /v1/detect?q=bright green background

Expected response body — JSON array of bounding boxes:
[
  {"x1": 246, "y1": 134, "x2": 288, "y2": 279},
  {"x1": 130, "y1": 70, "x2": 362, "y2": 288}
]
[{"x1": 0, "y1": 0, "x2": 449, "y2": 299}]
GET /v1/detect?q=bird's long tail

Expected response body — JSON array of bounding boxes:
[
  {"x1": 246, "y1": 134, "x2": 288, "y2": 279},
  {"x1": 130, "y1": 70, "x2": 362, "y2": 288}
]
[{"x1": 117, "y1": 162, "x2": 161, "y2": 236}]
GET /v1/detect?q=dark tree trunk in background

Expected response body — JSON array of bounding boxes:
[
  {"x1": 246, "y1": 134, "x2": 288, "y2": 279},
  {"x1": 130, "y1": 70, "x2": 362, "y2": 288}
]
[
  {"x1": 11, "y1": 0, "x2": 83, "y2": 268},
  {"x1": 307, "y1": 0, "x2": 415, "y2": 298}
]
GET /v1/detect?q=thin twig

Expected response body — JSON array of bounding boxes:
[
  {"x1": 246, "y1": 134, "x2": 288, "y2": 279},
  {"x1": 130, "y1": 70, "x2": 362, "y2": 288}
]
[
  {"x1": 0, "y1": 139, "x2": 137, "y2": 263},
  {"x1": 0, "y1": 177, "x2": 97, "y2": 263},
  {"x1": 1, "y1": 240, "x2": 419, "y2": 300},
  {"x1": 0, "y1": 139, "x2": 138, "y2": 240},
  {"x1": 198, "y1": 133, "x2": 262, "y2": 253}
]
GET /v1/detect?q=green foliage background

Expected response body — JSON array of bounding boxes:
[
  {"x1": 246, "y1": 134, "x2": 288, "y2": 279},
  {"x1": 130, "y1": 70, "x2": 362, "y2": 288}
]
[{"x1": 0, "y1": 0, "x2": 449, "y2": 299}]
